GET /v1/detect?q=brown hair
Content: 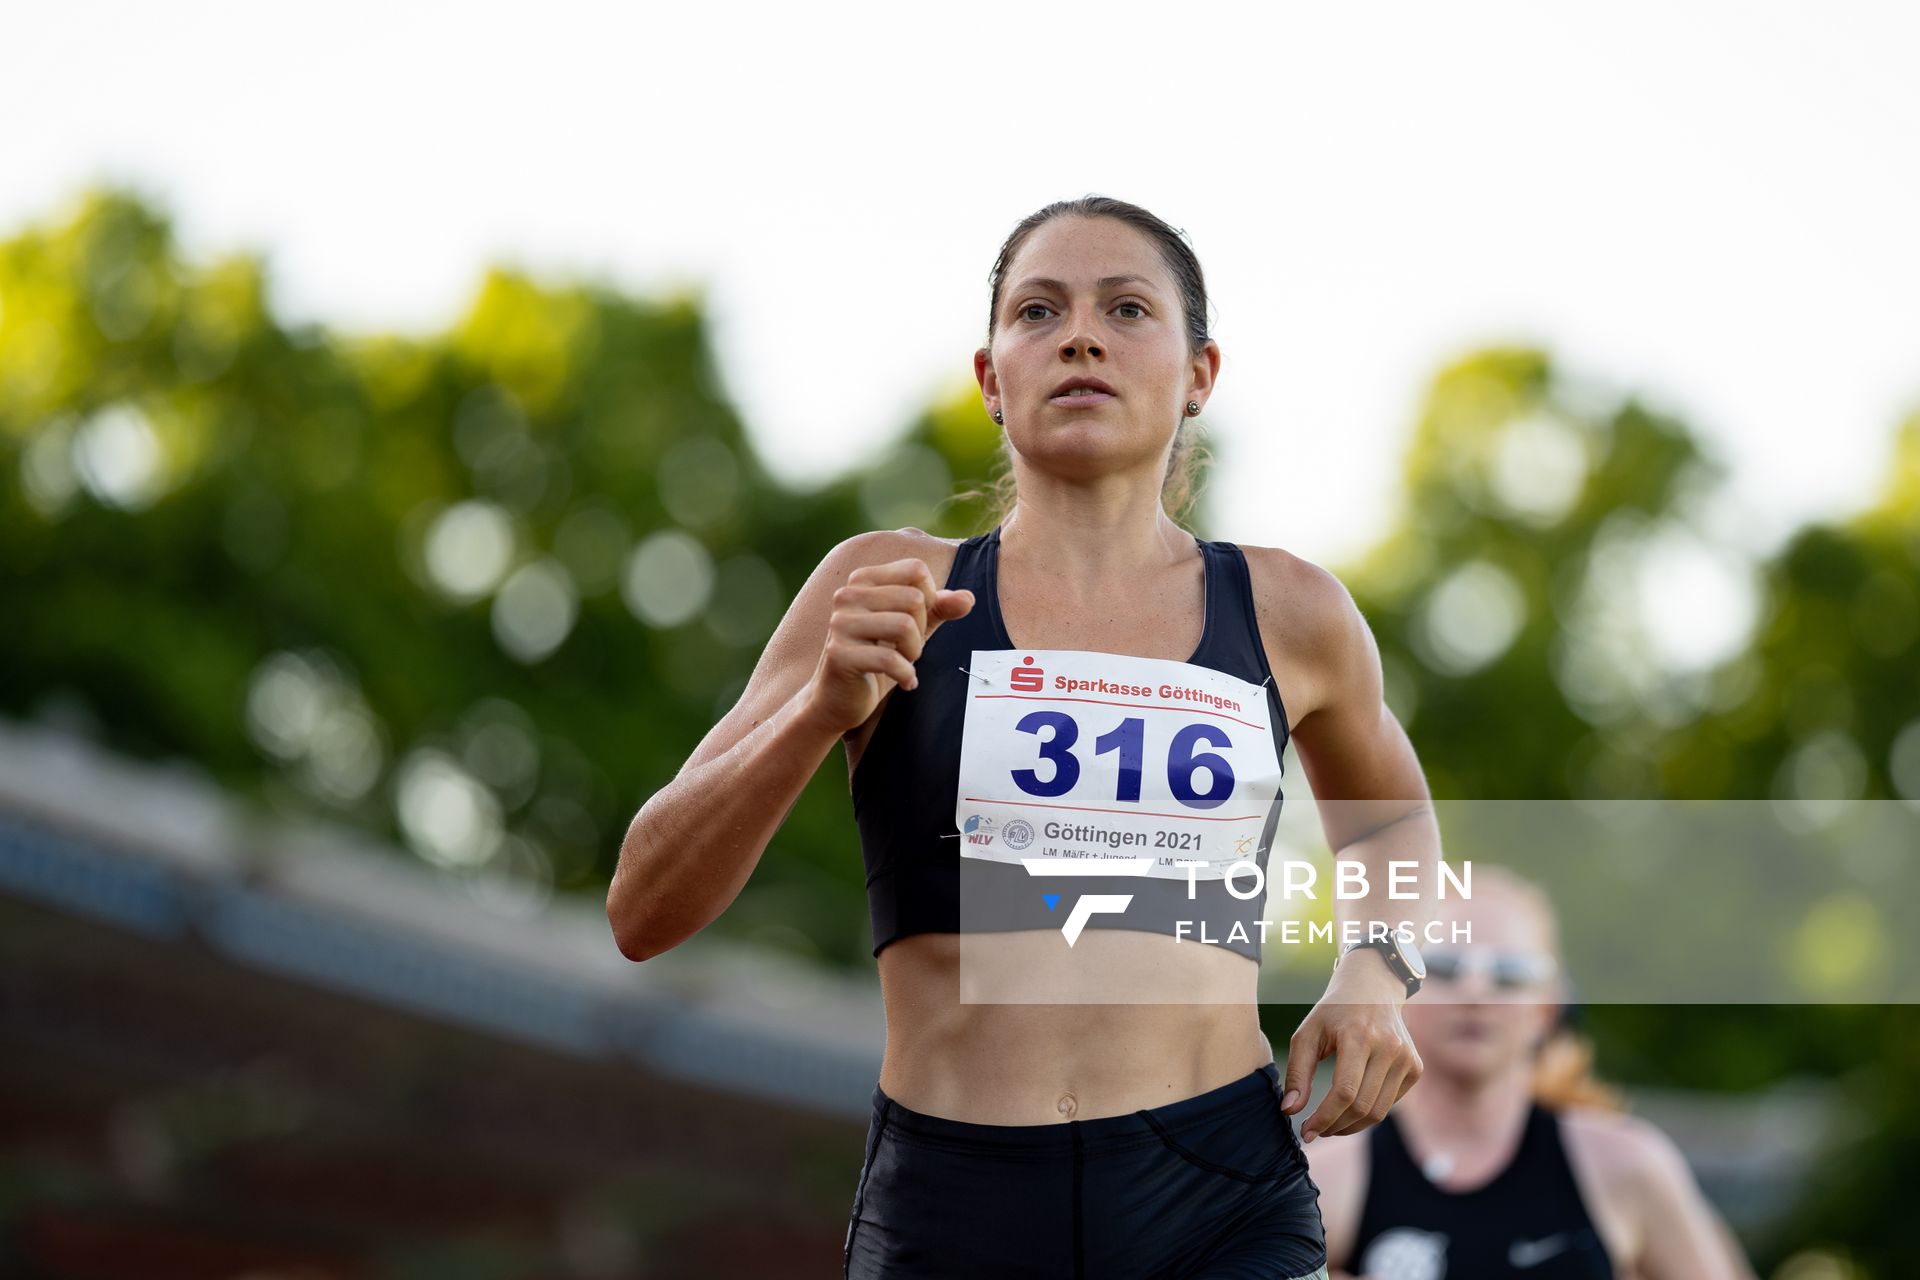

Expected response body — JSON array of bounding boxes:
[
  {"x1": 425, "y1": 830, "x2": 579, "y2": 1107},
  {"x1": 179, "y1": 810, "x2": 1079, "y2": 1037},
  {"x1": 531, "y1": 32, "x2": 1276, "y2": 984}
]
[
  {"x1": 1471, "y1": 864, "x2": 1628, "y2": 1114},
  {"x1": 960, "y1": 196, "x2": 1215, "y2": 530}
]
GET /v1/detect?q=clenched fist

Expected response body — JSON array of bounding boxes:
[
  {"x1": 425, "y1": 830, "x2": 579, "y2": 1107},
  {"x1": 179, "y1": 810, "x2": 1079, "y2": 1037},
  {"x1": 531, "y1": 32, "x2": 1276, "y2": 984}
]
[{"x1": 801, "y1": 557, "x2": 974, "y2": 736}]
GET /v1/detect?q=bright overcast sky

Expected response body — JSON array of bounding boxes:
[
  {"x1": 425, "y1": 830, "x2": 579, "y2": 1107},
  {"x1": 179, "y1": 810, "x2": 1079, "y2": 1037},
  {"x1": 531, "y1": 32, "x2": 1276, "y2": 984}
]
[{"x1": 7, "y1": 0, "x2": 1917, "y2": 568}]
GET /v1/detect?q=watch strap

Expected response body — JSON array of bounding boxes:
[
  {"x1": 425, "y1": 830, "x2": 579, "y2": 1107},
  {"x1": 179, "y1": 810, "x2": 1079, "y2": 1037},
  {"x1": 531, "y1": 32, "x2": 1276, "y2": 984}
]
[{"x1": 1340, "y1": 936, "x2": 1421, "y2": 998}]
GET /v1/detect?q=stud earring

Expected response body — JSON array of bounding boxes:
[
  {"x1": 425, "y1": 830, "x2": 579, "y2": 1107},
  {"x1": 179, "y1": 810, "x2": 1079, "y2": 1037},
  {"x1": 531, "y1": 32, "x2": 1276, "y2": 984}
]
[
  {"x1": 992, "y1": 409, "x2": 1004, "y2": 425},
  {"x1": 1186, "y1": 401, "x2": 1201, "y2": 416}
]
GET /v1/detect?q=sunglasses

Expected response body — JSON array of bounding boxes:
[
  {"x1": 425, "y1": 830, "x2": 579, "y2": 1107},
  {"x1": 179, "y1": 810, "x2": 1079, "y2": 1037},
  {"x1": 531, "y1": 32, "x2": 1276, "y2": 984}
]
[{"x1": 1422, "y1": 947, "x2": 1558, "y2": 990}]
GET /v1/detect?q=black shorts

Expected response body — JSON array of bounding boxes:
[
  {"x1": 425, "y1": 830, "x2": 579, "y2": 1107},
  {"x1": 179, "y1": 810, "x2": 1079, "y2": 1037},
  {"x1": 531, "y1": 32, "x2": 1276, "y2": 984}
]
[{"x1": 843, "y1": 1060, "x2": 1329, "y2": 1279}]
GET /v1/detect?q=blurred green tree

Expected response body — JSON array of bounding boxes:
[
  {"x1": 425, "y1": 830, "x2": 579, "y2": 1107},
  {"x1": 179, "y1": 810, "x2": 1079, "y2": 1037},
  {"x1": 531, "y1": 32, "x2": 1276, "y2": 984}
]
[{"x1": 2, "y1": 190, "x2": 908, "y2": 965}]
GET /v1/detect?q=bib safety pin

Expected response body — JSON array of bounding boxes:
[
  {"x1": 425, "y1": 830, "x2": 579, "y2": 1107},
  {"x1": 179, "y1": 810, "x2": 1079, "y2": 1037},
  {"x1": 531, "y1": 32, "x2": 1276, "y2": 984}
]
[{"x1": 958, "y1": 666, "x2": 993, "y2": 684}]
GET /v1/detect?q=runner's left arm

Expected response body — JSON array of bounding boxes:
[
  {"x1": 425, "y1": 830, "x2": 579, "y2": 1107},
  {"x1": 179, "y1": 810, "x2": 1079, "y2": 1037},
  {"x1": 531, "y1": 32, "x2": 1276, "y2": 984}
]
[{"x1": 1253, "y1": 552, "x2": 1438, "y2": 1142}]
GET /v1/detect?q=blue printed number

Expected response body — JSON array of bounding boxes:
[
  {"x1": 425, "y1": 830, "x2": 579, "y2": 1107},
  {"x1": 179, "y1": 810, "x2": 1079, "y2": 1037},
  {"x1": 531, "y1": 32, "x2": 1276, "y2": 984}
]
[
  {"x1": 1094, "y1": 717, "x2": 1145, "y2": 803},
  {"x1": 1167, "y1": 723, "x2": 1236, "y2": 809},
  {"x1": 1011, "y1": 713, "x2": 1237, "y2": 810},
  {"x1": 1012, "y1": 711, "x2": 1080, "y2": 797}
]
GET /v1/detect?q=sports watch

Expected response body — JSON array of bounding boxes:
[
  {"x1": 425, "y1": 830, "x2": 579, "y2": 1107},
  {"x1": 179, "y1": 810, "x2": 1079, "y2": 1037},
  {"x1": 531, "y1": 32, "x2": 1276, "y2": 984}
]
[{"x1": 1338, "y1": 930, "x2": 1426, "y2": 999}]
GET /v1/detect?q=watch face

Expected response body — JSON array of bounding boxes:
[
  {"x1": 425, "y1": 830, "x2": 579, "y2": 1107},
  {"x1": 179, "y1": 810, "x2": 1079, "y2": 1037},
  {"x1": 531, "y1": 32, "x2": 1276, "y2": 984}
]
[{"x1": 1397, "y1": 934, "x2": 1427, "y2": 980}]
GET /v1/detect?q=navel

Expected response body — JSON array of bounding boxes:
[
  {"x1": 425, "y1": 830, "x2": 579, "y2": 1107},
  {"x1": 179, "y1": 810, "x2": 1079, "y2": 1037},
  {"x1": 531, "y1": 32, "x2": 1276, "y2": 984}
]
[{"x1": 1057, "y1": 1091, "x2": 1078, "y2": 1119}]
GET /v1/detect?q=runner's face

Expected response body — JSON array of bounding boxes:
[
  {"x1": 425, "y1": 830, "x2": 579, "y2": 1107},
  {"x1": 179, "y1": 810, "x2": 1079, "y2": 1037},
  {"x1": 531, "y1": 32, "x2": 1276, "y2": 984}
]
[
  {"x1": 976, "y1": 217, "x2": 1215, "y2": 480},
  {"x1": 1402, "y1": 885, "x2": 1561, "y2": 1084}
]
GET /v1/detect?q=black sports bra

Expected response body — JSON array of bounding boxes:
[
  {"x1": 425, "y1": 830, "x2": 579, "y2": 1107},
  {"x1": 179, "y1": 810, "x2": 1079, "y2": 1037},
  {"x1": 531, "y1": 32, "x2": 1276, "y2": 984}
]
[
  {"x1": 1350, "y1": 1103, "x2": 1616, "y2": 1278},
  {"x1": 849, "y1": 526, "x2": 1293, "y2": 960}
]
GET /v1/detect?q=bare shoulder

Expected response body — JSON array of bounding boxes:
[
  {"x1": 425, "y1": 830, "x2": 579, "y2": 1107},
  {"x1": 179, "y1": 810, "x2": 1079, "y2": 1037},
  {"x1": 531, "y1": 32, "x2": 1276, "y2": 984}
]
[
  {"x1": 1235, "y1": 542, "x2": 1378, "y2": 722},
  {"x1": 1237, "y1": 544, "x2": 1360, "y2": 641},
  {"x1": 1557, "y1": 1105, "x2": 1721, "y2": 1268},
  {"x1": 821, "y1": 526, "x2": 964, "y2": 580},
  {"x1": 773, "y1": 526, "x2": 961, "y2": 646},
  {"x1": 1557, "y1": 1106, "x2": 1694, "y2": 1196},
  {"x1": 1559, "y1": 1107, "x2": 1673, "y2": 1165}
]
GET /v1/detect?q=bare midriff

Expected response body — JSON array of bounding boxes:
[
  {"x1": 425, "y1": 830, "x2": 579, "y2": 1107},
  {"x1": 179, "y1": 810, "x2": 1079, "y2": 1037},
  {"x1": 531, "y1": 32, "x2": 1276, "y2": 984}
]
[{"x1": 874, "y1": 929, "x2": 1274, "y2": 1126}]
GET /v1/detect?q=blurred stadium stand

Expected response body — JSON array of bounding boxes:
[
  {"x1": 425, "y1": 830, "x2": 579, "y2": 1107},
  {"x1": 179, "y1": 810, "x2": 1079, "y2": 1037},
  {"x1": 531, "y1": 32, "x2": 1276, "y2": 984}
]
[{"x1": 0, "y1": 721, "x2": 883, "y2": 1279}]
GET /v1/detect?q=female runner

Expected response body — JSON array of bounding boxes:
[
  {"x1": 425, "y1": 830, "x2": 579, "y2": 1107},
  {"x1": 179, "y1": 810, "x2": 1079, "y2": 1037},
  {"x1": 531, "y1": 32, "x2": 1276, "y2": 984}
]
[
  {"x1": 610, "y1": 195, "x2": 1442, "y2": 1278},
  {"x1": 1308, "y1": 865, "x2": 1756, "y2": 1279}
]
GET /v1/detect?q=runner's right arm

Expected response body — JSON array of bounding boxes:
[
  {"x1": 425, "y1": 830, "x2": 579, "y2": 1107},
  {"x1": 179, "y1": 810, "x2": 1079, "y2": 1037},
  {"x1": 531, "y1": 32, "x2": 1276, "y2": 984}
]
[{"x1": 606, "y1": 531, "x2": 972, "y2": 961}]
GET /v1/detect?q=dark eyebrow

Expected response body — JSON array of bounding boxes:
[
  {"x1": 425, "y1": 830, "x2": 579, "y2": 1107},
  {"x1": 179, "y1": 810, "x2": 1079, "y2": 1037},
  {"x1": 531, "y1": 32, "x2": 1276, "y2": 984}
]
[{"x1": 1011, "y1": 274, "x2": 1157, "y2": 296}]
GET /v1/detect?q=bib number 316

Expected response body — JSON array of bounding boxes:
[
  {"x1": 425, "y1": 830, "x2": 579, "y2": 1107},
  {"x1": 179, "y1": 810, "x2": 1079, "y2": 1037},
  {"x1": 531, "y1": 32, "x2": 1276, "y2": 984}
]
[{"x1": 1012, "y1": 711, "x2": 1236, "y2": 810}]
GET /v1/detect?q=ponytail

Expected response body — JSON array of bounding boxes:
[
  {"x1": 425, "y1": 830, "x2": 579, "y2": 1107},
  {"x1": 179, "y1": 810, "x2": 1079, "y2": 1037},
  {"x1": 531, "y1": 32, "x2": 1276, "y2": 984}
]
[{"x1": 1531, "y1": 990, "x2": 1626, "y2": 1113}]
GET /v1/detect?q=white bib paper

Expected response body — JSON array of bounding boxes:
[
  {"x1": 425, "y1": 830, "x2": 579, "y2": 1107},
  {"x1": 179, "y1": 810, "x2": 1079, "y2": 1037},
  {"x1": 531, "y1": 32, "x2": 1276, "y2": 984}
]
[{"x1": 955, "y1": 649, "x2": 1282, "y2": 881}]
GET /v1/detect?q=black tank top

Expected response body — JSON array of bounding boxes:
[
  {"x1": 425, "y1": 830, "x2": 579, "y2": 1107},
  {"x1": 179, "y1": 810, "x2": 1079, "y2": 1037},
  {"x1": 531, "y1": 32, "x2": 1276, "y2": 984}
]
[
  {"x1": 850, "y1": 525, "x2": 1293, "y2": 959},
  {"x1": 1351, "y1": 1103, "x2": 1615, "y2": 1279}
]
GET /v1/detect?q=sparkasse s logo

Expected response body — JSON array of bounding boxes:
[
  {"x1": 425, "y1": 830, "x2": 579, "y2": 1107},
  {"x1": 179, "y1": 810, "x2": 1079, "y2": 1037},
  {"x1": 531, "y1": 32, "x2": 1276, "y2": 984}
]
[{"x1": 1010, "y1": 655, "x2": 1045, "y2": 692}]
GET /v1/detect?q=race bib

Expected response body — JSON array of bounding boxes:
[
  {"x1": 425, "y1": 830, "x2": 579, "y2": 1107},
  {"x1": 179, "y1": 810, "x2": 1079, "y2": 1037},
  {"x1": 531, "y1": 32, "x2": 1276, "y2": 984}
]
[{"x1": 955, "y1": 649, "x2": 1282, "y2": 881}]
